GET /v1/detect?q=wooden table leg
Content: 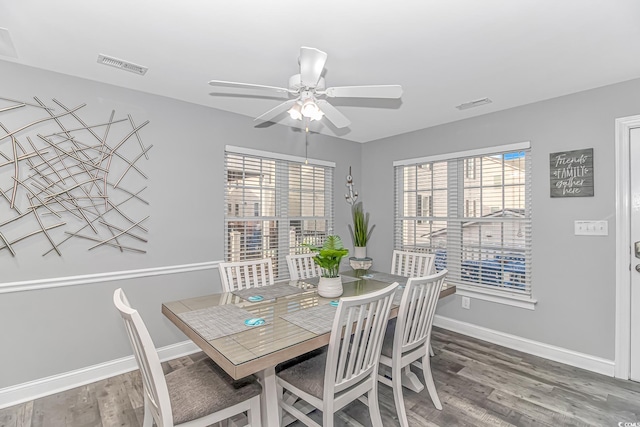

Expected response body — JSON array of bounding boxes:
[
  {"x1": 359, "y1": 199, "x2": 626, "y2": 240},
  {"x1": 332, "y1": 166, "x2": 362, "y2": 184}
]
[{"x1": 256, "y1": 366, "x2": 281, "y2": 427}]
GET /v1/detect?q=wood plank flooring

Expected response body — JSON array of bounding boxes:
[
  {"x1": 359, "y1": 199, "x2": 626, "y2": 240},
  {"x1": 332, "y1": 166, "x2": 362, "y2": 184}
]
[{"x1": 2, "y1": 327, "x2": 640, "y2": 426}]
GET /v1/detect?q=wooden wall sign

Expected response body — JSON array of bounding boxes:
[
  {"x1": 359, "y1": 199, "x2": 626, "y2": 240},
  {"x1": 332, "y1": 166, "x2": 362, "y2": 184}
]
[{"x1": 549, "y1": 148, "x2": 594, "y2": 197}]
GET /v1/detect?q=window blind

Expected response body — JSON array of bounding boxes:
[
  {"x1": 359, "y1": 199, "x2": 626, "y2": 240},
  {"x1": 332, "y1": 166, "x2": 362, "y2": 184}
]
[
  {"x1": 224, "y1": 147, "x2": 334, "y2": 279},
  {"x1": 394, "y1": 145, "x2": 532, "y2": 297}
]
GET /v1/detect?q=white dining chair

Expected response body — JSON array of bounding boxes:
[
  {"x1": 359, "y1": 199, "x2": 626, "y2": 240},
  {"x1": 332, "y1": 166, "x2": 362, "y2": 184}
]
[
  {"x1": 378, "y1": 269, "x2": 448, "y2": 427},
  {"x1": 218, "y1": 258, "x2": 274, "y2": 292},
  {"x1": 286, "y1": 252, "x2": 322, "y2": 280},
  {"x1": 390, "y1": 249, "x2": 437, "y2": 357},
  {"x1": 276, "y1": 282, "x2": 400, "y2": 427},
  {"x1": 390, "y1": 249, "x2": 436, "y2": 278},
  {"x1": 113, "y1": 288, "x2": 262, "y2": 427}
]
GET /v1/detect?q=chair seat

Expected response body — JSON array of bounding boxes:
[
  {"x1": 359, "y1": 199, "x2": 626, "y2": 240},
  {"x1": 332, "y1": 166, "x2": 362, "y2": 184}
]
[
  {"x1": 381, "y1": 318, "x2": 429, "y2": 360},
  {"x1": 166, "y1": 358, "x2": 262, "y2": 425},
  {"x1": 277, "y1": 348, "x2": 327, "y2": 400}
]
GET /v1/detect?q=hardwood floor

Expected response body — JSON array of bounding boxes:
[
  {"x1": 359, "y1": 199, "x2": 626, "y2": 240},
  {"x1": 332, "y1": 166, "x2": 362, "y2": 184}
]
[{"x1": 2, "y1": 327, "x2": 639, "y2": 426}]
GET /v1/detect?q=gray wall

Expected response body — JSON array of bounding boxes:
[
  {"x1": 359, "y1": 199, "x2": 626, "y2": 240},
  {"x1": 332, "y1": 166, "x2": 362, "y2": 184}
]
[
  {"x1": 362, "y1": 77, "x2": 640, "y2": 360},
  {"x1": 3, "y1": 57, "x2": 639, "y2": 391},
  {"x1": 0, "y1": 60, "x2": 361, "y2": 388}
]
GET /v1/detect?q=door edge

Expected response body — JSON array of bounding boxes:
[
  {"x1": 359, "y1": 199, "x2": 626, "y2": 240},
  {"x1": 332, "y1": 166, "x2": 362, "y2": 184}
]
[{"x1": 614, "y1": 115, "x2": 640, "y2": 379}]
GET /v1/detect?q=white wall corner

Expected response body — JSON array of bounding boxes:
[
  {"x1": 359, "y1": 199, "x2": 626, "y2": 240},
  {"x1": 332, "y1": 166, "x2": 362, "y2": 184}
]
[
  {"x1": 433, "y1": 315, "x2": 615, "y2": 377},
  {"x1": 0, "y1": 340, "x2": 200, "y2": 410}
]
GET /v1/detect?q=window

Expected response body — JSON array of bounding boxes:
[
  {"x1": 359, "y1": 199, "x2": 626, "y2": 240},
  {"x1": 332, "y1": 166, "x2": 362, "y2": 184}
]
[
  {"x1": 465, "y1": 158, "x2": 476, "y2": 179},
  {"x1": 416, "y1": 195, "x2": 433, "y2": 223},
  {"x1": 394, "y1": 142, "x2": 534, "y2": 308},
  {"x1": 224, "y1": 146, "x2": 334, "y2": 279},
  {"x1": 465, "y1": 199, "x2": 477, "y2": 217}
]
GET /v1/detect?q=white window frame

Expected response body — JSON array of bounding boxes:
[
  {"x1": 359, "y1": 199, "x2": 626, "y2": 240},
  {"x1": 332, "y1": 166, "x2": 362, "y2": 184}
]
[
  {"x1": 224, "y1": 145, "x2": 335, "y2": 279},
  {"x1": 416, "y1": 194, "x2": 433, "y2": 224},
  {"x1": 394, "y1": 141, "x2": 536, "y2": 309}
]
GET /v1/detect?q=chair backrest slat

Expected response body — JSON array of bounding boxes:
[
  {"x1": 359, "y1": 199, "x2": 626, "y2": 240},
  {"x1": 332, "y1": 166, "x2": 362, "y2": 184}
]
[
  {"x1": 346, "y1": 304, "x2": 369, "y2": 379},
  {"x1": 361, "y1": 299, "x2": 384, "y2": 371},
  {"x1": 114, "y1": 289, "x2": 173, "y2": 427},
  {"x1": 395, "y1": 270, "x2": 448, "y2": 356},
  {"x1": 218, "y1": 258, "x2": 274, "y2": 292},
  {"x1": 286, "y1": 252, "x2": 322, "y2": 280},
  {"x1": 391, "y1": 250, "x2": 436, "y2": 278},
  {"x1": 325, "y1": 283, "x2": 399, "y2": 397}
]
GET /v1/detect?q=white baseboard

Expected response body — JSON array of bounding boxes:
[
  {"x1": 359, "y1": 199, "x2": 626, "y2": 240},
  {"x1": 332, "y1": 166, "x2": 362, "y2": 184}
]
[
  {"x1": 0, "y1": 340, "x2": 199, "y2": 410},
  {"x1": 0, "y1": 261, "x2": 219, "y2": 409},
  {"x1": 0, "y1": 314, "x2": 617, "y2": 410},
  {"x1": 433, "y1": 315, "x2": 615, "y2": 377}
]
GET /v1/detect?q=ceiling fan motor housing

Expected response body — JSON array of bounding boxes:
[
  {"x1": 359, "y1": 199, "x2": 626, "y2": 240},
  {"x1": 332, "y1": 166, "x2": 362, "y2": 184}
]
[{"x1": 288, "y1": 74, "x2": 326, "y2": 93}]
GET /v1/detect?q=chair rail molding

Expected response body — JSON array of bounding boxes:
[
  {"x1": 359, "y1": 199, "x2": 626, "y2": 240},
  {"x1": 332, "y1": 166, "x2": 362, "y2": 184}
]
[{"x1": 0, "y1": 260, "x2": 222, "y2": 294}]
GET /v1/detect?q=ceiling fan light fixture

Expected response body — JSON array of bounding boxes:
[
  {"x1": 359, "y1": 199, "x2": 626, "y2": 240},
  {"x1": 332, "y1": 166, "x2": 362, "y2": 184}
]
[
  {"x1": 301, "y1": 98, "x2": 321, "y2": 119},
  {"x1": 288, "y1": 101, "x2": 303, "y2": 120},
  {"x1": 309, "y1": 108, "x2": 324, "y2": 122}
]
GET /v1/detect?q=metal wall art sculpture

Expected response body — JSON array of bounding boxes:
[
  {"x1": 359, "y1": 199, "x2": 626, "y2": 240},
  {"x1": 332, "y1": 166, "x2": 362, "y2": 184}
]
[
  {"x1": 0, "y1": 96, "x2": 150, "y2": 256},
  {"x1": 345, "y1": 166, "x2": 358, "y2": 206}
]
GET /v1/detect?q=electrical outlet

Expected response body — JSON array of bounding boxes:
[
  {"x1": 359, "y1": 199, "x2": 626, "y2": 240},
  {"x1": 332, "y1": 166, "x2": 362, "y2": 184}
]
[{"x1": 461, "y1": 296, "x2": 471, "y2": 309}]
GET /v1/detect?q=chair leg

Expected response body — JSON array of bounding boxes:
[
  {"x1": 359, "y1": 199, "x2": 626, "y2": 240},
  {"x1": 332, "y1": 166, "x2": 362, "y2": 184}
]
[
  {"x1": 429, "y1": 343, "x2": 435, "y2": 357},
  {"x1": 142, "y1": 397, "x2": 154, "y2": 427},
  {"x1": 322, "y1": 408, "x2": 334, "y2": 427},
  {"x1": 368, "y1": 378, "x2": 384, "y2": 427},
  {"x1": 276, "y1": 381, "x2": 285, "y2": 426},
  {"x1": 422, "y1": 354, "x2": 443, "y2": 410},
  {"x1": 247, "y1": 395, "x2": 262, "y2": 427},
  {"x1": 391, "y1": 365, "x2": 409, "y2": 427}
]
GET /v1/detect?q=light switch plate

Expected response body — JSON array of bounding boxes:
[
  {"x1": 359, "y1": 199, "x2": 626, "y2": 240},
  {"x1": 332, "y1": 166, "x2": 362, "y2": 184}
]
[{"x1": 574, "y1": 220, "x2": 608, "y2": 236}]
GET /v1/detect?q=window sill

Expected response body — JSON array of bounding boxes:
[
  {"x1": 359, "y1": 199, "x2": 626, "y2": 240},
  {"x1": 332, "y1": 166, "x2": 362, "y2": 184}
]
[{"x1": 453, "y1": 284, "x2": 537, "y2": 310}]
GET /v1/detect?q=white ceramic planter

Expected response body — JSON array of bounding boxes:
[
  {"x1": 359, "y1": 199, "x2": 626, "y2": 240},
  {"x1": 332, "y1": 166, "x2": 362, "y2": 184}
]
[
  {"x1": 354, "y1": 246, "x2": 367, "y2": 259},
  {"x1": 317, "y1": 276, "x2": 344, "y2": 298}
]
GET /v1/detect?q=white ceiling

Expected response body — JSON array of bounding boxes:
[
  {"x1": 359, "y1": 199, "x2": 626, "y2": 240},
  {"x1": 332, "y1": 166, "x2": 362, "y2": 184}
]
[{"x1": 1, "y1": 1, "x2": 640, "y2": 143}]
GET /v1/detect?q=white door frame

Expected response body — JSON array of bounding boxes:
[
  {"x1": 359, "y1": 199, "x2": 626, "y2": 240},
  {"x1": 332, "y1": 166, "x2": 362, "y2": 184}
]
[{"x1": 615, "y1": 114, "x2": 640, "y2": 379}]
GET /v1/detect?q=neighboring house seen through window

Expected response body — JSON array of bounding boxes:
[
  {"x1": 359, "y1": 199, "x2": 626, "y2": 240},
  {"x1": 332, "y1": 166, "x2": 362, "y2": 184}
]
[
  {"x1": 394, "y1": 142, "x2": 533, "y2": 307},
  {"x1": 224, "y1": 146, "x2": 334, "y2": 279}
]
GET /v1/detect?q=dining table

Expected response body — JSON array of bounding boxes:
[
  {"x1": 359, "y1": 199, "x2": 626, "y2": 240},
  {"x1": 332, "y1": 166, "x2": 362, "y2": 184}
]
[{"x1": 162, "y1": 269, "x2": 456, "y2": 426}]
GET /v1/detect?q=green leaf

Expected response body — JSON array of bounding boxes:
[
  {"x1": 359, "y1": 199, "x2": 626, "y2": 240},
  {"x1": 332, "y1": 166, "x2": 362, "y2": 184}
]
[
  {"x1": 350, "y1": 202, "x2": 375, "y2": 246},
  {"x1": 306, "y1": 235, "x2": 349, "y2": 277}
]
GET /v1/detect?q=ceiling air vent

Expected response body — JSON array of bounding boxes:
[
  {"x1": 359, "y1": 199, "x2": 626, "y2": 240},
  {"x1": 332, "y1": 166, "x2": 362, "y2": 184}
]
[
  {"x1": 455, "y1": 97, "x2": 492, "y2": 111},
  {"x1": 97, "y1": 54, "x2": 148, "y2": 76}
]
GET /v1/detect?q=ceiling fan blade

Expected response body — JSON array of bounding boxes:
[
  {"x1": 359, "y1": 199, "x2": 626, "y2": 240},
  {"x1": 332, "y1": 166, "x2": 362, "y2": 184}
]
[
  {"x1": 322, "y1": 85, "x2": 403, "y2": 99},
  {"x1": 254, "y1": 99, "x2": 298, "y2": 123},
  {"x1": 316, "y1": 100, "x2": 351, "y2": 129},
  {"x1": 299, "y1": 47, "x2": 328, "y2": 88},
  {"x1": 209, "y1": 80, "x2": 292, "y2": 98}
]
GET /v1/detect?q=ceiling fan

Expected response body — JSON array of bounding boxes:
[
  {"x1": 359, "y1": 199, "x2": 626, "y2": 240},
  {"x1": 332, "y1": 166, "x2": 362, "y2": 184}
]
[{"x1": 208, "y1": 47, "x2": 403, "y2": 129}]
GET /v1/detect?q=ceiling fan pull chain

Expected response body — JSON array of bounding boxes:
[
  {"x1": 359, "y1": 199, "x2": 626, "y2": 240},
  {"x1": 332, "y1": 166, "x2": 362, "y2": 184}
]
[{"x1": 305, "y1": 119, "x2": 309, "y2": 165}]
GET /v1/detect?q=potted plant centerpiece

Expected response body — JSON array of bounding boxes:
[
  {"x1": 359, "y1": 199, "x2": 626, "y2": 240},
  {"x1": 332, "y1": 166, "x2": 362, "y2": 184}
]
[
  {"x1": 348, "y1": 201, "x2": 375, "y2": 259},
  {"x1": 305, "y1": 235, "x2": 349, "y2": 298}
]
